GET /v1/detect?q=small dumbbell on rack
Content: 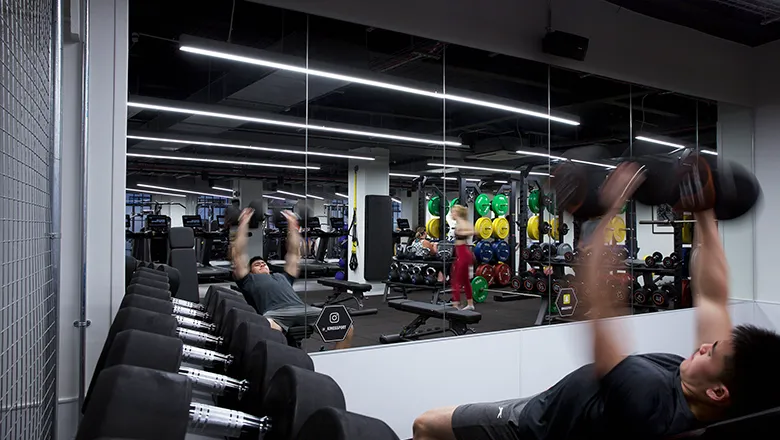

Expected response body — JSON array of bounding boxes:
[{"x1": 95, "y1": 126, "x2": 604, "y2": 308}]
[
  {"x1": 662, "y1": 252, "x2": 680, "y2": 269},
  {"x1": 644, "y1": 251, "x2": 664, "y2": 268}
]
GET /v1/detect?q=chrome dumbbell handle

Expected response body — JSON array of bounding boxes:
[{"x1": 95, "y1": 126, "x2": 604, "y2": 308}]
[
  {"x1": 174, "y1": 315, "x2": 217, "y2": 333},
  {"x1": 188, "y1": 402, "x2": 269, "y2": 438},
  {"x1": 172, "y1": 304, "x2": 210, "y2": 321},
  {"x1": 179, "y1": 367, "x2": 248, "y2": 398},
  {"x1": 181, "y1": 344, "x2": 232, "y2": 369},
  {"x1": 176, "y1": 327, "x2": 223, "y2": 349},
  {"x1": 171, "y1": 297, "x2": 207, "y2": 312}
]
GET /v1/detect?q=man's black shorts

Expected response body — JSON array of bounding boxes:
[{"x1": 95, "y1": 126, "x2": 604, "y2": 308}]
[{"x1": 452, "y1": 396, "x2": 534, "y2": 440}]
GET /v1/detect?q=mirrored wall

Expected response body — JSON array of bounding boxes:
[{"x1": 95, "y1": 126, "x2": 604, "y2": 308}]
[{"x1": 124, "y1": 0, "x2": 717, "y2": 352}]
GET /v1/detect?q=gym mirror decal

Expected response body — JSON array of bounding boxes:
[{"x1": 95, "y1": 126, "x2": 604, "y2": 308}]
[{"x1": 124, "y1": 1, "x2": 726, "y2": 353}]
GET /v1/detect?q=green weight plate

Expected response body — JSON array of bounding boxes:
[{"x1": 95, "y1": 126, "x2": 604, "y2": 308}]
[
  {"x1": 475, "y1": 194, "x2": 491, "y2": 217},
  {"x1": 428, "y1": 195, "x2": 441, "y2": 216},
  {"x1": 620, "y1": 203, "x2": 627, "y2": 214},
  {"x1": 471, "y1": 276, "x2": 489, "y2": 303},
  {"x1": 492, "y1": 193, "x2": 509, "y2": 216},
  {"x1": 449, "y1": 198, "x2": 461, "y2": 210},
  {"x1": 528, "y1": 190, "x2": 540, "y2": 214}
]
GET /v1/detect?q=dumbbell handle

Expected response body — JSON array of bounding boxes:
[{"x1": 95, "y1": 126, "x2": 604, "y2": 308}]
[
  {"x1": 189, "y1": 401, "x2": 269, "y2": 438},
  {"x1": 173, "y1": 304, "x2": 210, "y2": 321},
  {"x1": 181, "y1": 343, "x2": 232, "y2": 369},
  {"x1": 177, "y1": 327, "x2": 223, "y2": 349},
  {"x1": 179, "y1": 367, "x2": 248, "y2": 398},
  {"x1": 174, "y1": 315, "x2": 217, "y2": 333},
  {"x1": 171, "y1": 297, "x2": 207, "y2": 312}
]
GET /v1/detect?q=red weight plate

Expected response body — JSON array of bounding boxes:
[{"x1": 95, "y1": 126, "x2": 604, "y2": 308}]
[{"x1": 494, "y1": 263, "x2": 511, "y2": 286}]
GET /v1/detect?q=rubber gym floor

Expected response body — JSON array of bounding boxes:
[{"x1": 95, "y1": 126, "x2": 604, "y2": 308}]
[{"x1": 201, "y1": 283, "x2": 545, "y2": 353}]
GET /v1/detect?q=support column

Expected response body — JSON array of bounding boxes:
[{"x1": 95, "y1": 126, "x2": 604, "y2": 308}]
[
  {"x1": 58, "y1": 0, "x2": 128, "y2": 438},
  {"x1": 348, "y1": 149, "x2": 389, "y2": 283}
]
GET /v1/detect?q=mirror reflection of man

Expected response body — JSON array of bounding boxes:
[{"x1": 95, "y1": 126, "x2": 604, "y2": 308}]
[{"x1": 232, "y1": 208, "x2": 354, "y2": 349}]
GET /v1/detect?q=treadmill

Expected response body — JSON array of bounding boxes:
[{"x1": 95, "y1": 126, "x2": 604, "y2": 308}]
[
  {"x1": 183, "y1": 215, "x2": 233, "y2": 283},
  {"x1": 126, "y1": 214, "x2": 170, "y2": 263},
  {"x1": 393, "y1": 218, "x2": 415, "y2": 247},
  {"x1": 267, "y1": 217, "x2": 342, "y2": 278}
]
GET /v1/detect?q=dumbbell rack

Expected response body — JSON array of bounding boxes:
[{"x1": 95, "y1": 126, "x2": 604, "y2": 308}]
[{"x1": 383, "y1": 257, "x2": 454, "y2": 305}]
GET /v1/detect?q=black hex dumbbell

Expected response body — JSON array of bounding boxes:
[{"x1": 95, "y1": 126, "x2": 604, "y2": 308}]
[
  {"x1": 126, "y1": 282, "x2": 254, "y2": 336},
  {"x1": 76, "y1": 362, "x2": 346, "y2": 440},
  {"x1": 86, "y1": 307, "x2": 288, "y2": 403},
  {"x1": 85, "y1": 328, "x2": 313, "y2": 419}
]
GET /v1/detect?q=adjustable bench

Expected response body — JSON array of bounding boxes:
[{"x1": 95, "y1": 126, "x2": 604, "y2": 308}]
[
  {"x1": 379, "y1": 299, "x2": 481, "y2": 344},
  {"x1": 314, "y1": 279, "x2": 378, "y2": 317},
  {"x1": 664, "y1": 405, "x2": 780, "y2": 439}
]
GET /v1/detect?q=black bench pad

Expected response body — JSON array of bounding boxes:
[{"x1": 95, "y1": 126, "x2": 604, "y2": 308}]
[
  {"x1": 388, "y1": 299, "x2": 482, "y2": 324},
  {"x1": 318, "y1": 279, "x2": 372, "y2": 293}
]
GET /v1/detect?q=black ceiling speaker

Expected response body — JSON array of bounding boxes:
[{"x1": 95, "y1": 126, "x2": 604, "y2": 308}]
[{"x1": 542, "y1": 30, "x2": 589, "y2": 61}]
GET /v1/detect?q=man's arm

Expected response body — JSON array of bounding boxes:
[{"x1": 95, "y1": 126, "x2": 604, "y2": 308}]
[
  {"x1": 232, "y1": 208, "x2": 253, "y2": 280},
  {"x1": 284, "y1": 211, "x2": 301, "y2": 279},
  {"x1": 692, "y1": 209, "x2": 732, "y2": 347},
  {"x1": 586, "y1": 163, "x2": 645, "y2": 378},
  {"x1": 586, "y1": 212, "x2": 629, "y2": 378}
]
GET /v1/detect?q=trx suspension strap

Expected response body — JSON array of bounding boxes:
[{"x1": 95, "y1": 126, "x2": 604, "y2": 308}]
[{"x1": 348, "y1": 166, "x2": 359, "y2": 271}]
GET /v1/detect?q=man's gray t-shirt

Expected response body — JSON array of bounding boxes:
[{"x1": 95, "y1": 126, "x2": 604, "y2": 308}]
[{"x1": 236, "y1": 272, "x2": 304, "y2": 314}]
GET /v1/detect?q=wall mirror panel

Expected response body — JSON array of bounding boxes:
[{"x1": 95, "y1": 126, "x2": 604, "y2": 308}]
[{"x1": 123, "y1": 1, "x2": 720, "y2": 355}]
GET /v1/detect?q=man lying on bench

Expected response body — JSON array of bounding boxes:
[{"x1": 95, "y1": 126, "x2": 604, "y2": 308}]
[
  {"x1": 413, "y1": 163, "x2": 780, "y2": 440},
  {"x1": 232, "y1": 208, "x2": 354, "y2": 349}
]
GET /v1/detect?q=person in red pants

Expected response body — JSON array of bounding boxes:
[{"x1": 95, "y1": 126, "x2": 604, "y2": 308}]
[{"x1": 449, "y1": 205, "x2": 475, "y2": 310}]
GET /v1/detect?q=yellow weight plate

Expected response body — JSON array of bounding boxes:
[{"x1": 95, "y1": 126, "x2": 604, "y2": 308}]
[
  {"x1": 549, "y1": 217, "x2": 560, "y2": 241},
  {"x1": 610, "y1": 216, "x2": 626, "y2": 243},
  {"x1": 682, "y1": 214, "x2": 693, "y2": 244},
  {"x1": 476, "y1": 217, "x2": 493, "y2": 240},
  {"x1": 492, "y1": 217, "x2": 510, "y2": 239},
  {"x1": 426, "y1": 217, "x2": 441, "y2": 239},
  {"x1": 527, "y1": 215, "x2": 540, "y2": 240}
]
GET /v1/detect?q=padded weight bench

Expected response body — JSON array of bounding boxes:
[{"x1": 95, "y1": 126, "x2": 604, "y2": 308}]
[
  {"x1": 379, "y1": 299, "x2": 481, "y2": 344},
  {"x1": 315, "y1": 279, "x2": 378, "y2": 317},
  {"x1": 285, "y1": 324, "x2": 315, "y2": 349},
  {"x1": 665, "y1": 405, "x2": 780, "y2": 439}
]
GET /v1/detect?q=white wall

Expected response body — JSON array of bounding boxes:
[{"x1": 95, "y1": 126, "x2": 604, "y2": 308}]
[
  {"x1": 633, "y1": 204, "x2": 675, "y2": 258},
  {"x1": 718, "y1": 104, "x2": 755, "y2": 301},
  {"x1": 252, "y1": 0, "x2": 754, "y2": 106},
  {"x1": 312, "y1": 301, "x2": 756, "y2": 438},
  {"x1": 151, "y1": 195, "x2": 188, "y2": 227}
]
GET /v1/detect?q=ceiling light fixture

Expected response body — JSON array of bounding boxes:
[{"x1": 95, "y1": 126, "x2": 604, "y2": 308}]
[
  {"x1": 392, "y1": 198, "x2": 402, "y2": 204},
  {"x1": 137, "y1": 184, "x2": 231, "y2": 199},
  {"x1": 466, "y1": 178, "x2": 482, "y2": 182},
  {"x1": 127, "y1": 188, "x2": 187, "y2": 198},
  {"x1": 263, "y1": 194, "x2": 286, "y2": 201},
  {"x1": 335, "y1": 192, "x2": 349, "y2": 199},
  {"x1": 515, "y1": 149, "x2": 568, "y2": 161},
  {"x1": 277, "y1": 190, "x2": 306, "y2": 199},
  {"x1": 126, "y1": 135, "x2": 375, "y2": 161},
  {"x1": 569, "y1": 158, "x2": 617, "y2": 170},
  {"x1": 427, "y1": 162, "x2": 525, "y2": 175},
  {"x1": 700, "y1": 149, "x2": 718, "y2": 156},
  {"x1": 212, "y1": 186, "x2": 233, "y2": 193},
  {"x1": 529, "y1": 172, "x2": 552, "y2": 177},
  {"x1": 305, "y1": 194, "x2": 324, "y2": 200},
  {"x1": 180, "y1": 45, "x2": 580, "y2": 126},
  {"x1": 389, "y1": 172, "x2": 420, "y2": 178},
  {"x1": 635, "y1": 136, "x2": 686, "y2": 149},
  {"x1": 128, "y1": 102, "x2": 461, "y2": 147},
  {"x1": 494, "y1": 180, "x2": 509, "y2": 184},
  {"x1": 127, "y1": 152, "x2": 319, "y2": 170}
]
